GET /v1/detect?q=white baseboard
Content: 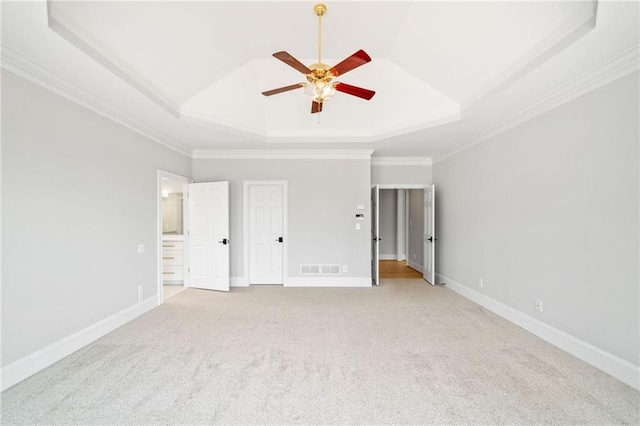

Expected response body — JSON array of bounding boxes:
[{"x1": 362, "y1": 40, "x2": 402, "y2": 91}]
[
  {"x1": 230, "y1": 276, "x2": 248, "y2": 287},
  {"x1": 0, "y1": 296, "x2": 158, "y2": 392},
  {"x1": 437, "y1": 273, "x2": 640, "y2": 390},
  {"x1": 407, "y1": 260, "x2": 424, "y2": 273},
  {"x1": 286, "y1": 277, "x2": 371, "y2": 287},
  {"x1": 379, "y1": 254, "x2": 397, "y2": 260}
]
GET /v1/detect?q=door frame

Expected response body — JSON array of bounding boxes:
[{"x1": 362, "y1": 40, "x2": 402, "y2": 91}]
[
  {"x1": 243, "y1": 180, "x2": 289, "y2": 286},
  {"x1": 157, "y1": 170, "x2": 193, "y2": 305},
  {"x1": 377, "y1": 184, "x2": 431, "y2": 281}
]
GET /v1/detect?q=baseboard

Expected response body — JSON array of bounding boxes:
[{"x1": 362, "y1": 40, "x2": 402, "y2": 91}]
[
  {"x1": 230, "y1": 276, "x2": 248, "y2": 287},
  {"x1": 379, "y1": 254, "x2": 397, "y2": 260},
  {"x1": 286, "y1": 277, "x2": 371, "y2": 287},
  {"x1": 437, "y1": 273, "x2": 640, "y2": 390},
  {"x1": 0, "y1": 296, "x2": 158, "y2": 392},
  {"x1": 407, "y1": 260, "x2": 424, "y2": 273}
]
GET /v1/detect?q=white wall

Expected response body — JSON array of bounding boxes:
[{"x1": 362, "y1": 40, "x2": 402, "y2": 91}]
[
  {"x1": 433, "y1": 72, "x2": 639, "y2": 367},
  {"x1": 371, "y1": 165, "x2": 432, "y2": 185},
  {"x1": 192, "y1": 158, "x2": 372, "y2": 283},
  {"x1": 379, "y1": 189, "x2": 397, "y2": 258},
  {"x1": 407, "y1": 189, "x2": 424, "y2": 271},
  {"x1": 1, "y1": 71, "x2": 192, "y2": 367}
]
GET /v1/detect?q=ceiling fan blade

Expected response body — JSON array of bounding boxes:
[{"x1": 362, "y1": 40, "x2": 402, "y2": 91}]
[
  {"x1": 334, "y1": 82, "x2": 375, "y2": 100},
  {"x1": 311, "y1": 101, "x2": 323, "y2": 114},
  {"x1": 330, "y1": 50, "x2": 372, "y2": 77},
  {"x1": 273, "y1": 51, "x2": 313, "y2": 74},
  {"x1": 262, "y1": 83, "x2": 305, "y2": 96}
]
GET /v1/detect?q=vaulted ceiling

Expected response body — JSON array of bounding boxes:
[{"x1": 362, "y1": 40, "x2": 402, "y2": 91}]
[{"x1": 2, "y1": 1, "x2": 638, "y2": 158}]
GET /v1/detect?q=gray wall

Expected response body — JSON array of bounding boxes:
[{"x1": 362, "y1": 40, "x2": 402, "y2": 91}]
[
  {"x1": 192, "y1": 159, "x2": 372, "y2": 279},
  {"x1": 1, "y1": 71, "x2": 192, "y2": 366},
  {"x1": 379, "y1": 189, "x2": 397, "y2": 257},
  {"x1": 407, "y1": 189, "x2": 424, "y2": 270},
  {"x1": 371, "y1": 165, "x2": 432, "y2": 185},
  {"x1": 433, "y1": 72, "x2": 639, "y2": 365}
]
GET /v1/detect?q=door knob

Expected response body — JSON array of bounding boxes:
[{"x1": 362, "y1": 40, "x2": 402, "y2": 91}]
[
  {"x1": 218, "y1": 238, "x2": 228, "y2": 245},
  {"x1": 275, "y1": 237, "x2": 283, "y2": 243}
]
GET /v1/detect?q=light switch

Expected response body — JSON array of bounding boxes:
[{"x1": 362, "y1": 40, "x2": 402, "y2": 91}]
[
  {"x1": 355, "y1": 223, "x2": 361, "y2": 230},
  {"x1": 356, "y1": 204, "x2": 365, "y2": 210},
  {"x1": 137, "y1": 244, "x2": 145, "y2": 254}
]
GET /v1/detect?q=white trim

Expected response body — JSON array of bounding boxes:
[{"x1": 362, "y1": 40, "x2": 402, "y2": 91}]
[
  {"x1": 193, "y1": 149, "x2": 375, "y2": 160},
  {"x1": 47, "y1": 4, "x2": 178, "y2": 117},
  {"x1": 460, "y1": 7, "x2": 596, "y2": 110},
  {"x1": 379, "y1": 254, "x2": 397, "y2": 260},
  {"x1": 0, "y1": 44, "x2": 192, "y2": 158},
  {"x1": 371, "y1": 157, "x2": 433, "y2": 166},
  {"x1": 407, "y1": 260, "x2": 424, "y2": 273},
  {"x1": 433, "y1": 44, "x2": 640, "y2": 164},
  {"x1": 377, "y1": 184, "x2": 429, "y2": 190},
  {"x1": 243, "y1": 181, "x2": 289, "y2": 286},
  {"x1": 437, "y1": 273, "x2": 640, "y2": 391},
  {"x1": 286, "y1": 277, "x2": 371, "y2": 287},
  {"x1": 0, "y1": 296, "x2": 157, "y2": 392},
  {"x1": 230, "y1": 277, "x2": 249, "y2": 287},
  {"x1": 157, "y1": 170, "x2": 192, "y2": 306}
]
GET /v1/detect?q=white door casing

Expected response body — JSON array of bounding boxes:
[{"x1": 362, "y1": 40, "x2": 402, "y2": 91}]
[
  {"x1": 188, "y1": 181, "x2": 230, "y2": 292},
  {"x1": 157, "y1": 170, "x2": 192, "y2": 305},
  {"x1": 249, "y1": 184, "x2": 284, "y2": 284},
  {"x1": 371, "y1": 185, "x2": 380, "y2": 286},
  {"x1": 424, "y1": 184, "x2": 436, "y2": 285}
]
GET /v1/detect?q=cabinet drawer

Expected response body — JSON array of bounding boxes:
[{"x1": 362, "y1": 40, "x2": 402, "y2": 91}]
[
  {"x1": 162, "y1": 250, "x2": 183, "y2": 266},
  {"x1": 162, "y1": 241, "x2": 184, "y2": 251},
  {"x1": 162, "y1": 265, "x2": 184, "y2": 281}
]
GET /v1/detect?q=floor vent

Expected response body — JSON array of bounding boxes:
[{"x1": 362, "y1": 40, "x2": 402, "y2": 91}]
[{"x1": 300, "y1": 264, "x2": 340, "y2": 275}]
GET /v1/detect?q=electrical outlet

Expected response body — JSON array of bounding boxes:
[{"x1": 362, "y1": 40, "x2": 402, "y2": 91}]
[
  {"x1": 535, "y1": 299, "x2": 543, "y2": 312},
  {"x1": 413, "y1": 253, "x2": 416, "y2": 260},
  {"x1": 478, "y1": 278, "x2": 484, "y2": 288},
  {"x1": 138, "y1": 285, "x2": 143, "y2": 303},
  {"x1": 342, "y1": 265, "x2": 348, "y2": 273}
]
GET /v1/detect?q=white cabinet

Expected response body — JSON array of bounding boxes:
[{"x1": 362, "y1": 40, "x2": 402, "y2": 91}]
[{"x1": 162, "y1": 238, "x2": 184, "y2": 284}]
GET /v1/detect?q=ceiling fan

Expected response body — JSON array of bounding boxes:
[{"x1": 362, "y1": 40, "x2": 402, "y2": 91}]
[{"x1": 261, "y1": 3, "x2": 376, "y2": 114}]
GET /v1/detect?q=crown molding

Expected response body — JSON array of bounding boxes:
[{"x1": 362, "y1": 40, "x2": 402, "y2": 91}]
[
  {"x1": 433, "y1": 44, "x2": 640, "y2": 164},
  {"x1": 47, "y1": 2, "x2": 179, "y2": 117},
  {"x1": 192, "y1": 149, "x2": 375, "y2": 160},
  {"x1": 1, "y1": 44, "x2": 193, "y2": 158},
  {"x1": 371, "y1": 157, "x2": 433, "y2": 166}
]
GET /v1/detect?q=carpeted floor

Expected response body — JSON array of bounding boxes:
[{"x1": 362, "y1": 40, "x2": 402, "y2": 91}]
[{"x1": 2, "y1": 279, "x2": 638, "y2": 425}]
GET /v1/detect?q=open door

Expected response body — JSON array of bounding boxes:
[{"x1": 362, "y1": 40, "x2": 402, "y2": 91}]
[
  {"x1": 188, "y1": 182, "x2": 230, "y2": 292},
  {"x1": 371, "y1": 185, "x2": 380, "y2": 285},
  {"x1": 423, "y1": 184, "x2": 435, "y2": 285}
]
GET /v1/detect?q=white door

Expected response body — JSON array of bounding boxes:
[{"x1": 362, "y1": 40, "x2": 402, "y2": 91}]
[
  {"x1": 249, "y1": 184, "x2": 284, "y2": 284},
  {"x1": 423, "y1": 184, "x2": 436, "y2": 285},
  {"x1": 188, "y1": 182, "x2": 230, "y2": 292},
  {"x1": 371, "y1": 185, "x2": 380, "y2": 285}
]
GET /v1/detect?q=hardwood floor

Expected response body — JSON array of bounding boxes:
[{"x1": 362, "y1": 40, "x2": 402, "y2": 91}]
[{"x1": 379, "y1": 260, "x2": 423, "y2": 279}]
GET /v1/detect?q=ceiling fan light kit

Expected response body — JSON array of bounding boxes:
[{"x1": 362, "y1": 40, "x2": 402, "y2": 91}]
[{"x1": 262, "y1": 3, "x2": 376, "y2": 114}]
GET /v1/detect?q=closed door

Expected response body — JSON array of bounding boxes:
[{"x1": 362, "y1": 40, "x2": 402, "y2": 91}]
[
  {"x1": 423, "y1": 184, "x2": 435, "y2": 285},
  {"x1": 249, "y1": 185, "x2": 284, "y2": 284},
  {"x1": 188, "y1": 182, "x2": 230, "y2": 292}
]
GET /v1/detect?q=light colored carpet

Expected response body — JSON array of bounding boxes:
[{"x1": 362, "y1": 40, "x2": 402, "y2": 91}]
[
  {"x1": 163, "y1": 284, "x2": 186, "y2": 302},
  {"x1": 2, "y1": 279, "x2": 638, "y2": 425}
]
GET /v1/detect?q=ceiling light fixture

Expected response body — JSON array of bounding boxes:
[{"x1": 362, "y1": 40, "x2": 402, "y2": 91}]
[{"x1": 261, "y1": 3, "x2": 375, "y2": 114}]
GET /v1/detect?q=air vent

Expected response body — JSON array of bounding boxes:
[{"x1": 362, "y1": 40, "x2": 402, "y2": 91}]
[{"x1": 300, "y1": 264, "x2": 341, "y2": 275}]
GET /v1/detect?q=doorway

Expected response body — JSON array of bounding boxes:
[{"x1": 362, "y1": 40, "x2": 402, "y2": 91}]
[
  {"x1": 373, "y1": 184, "x2": 435, "y2": 283},
  {"x1": 157, "y1": 170, "x2": 192, "y2": 304},
  {"x1": 243, "y1": 181, "x2": 288, "y2": 285}
]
